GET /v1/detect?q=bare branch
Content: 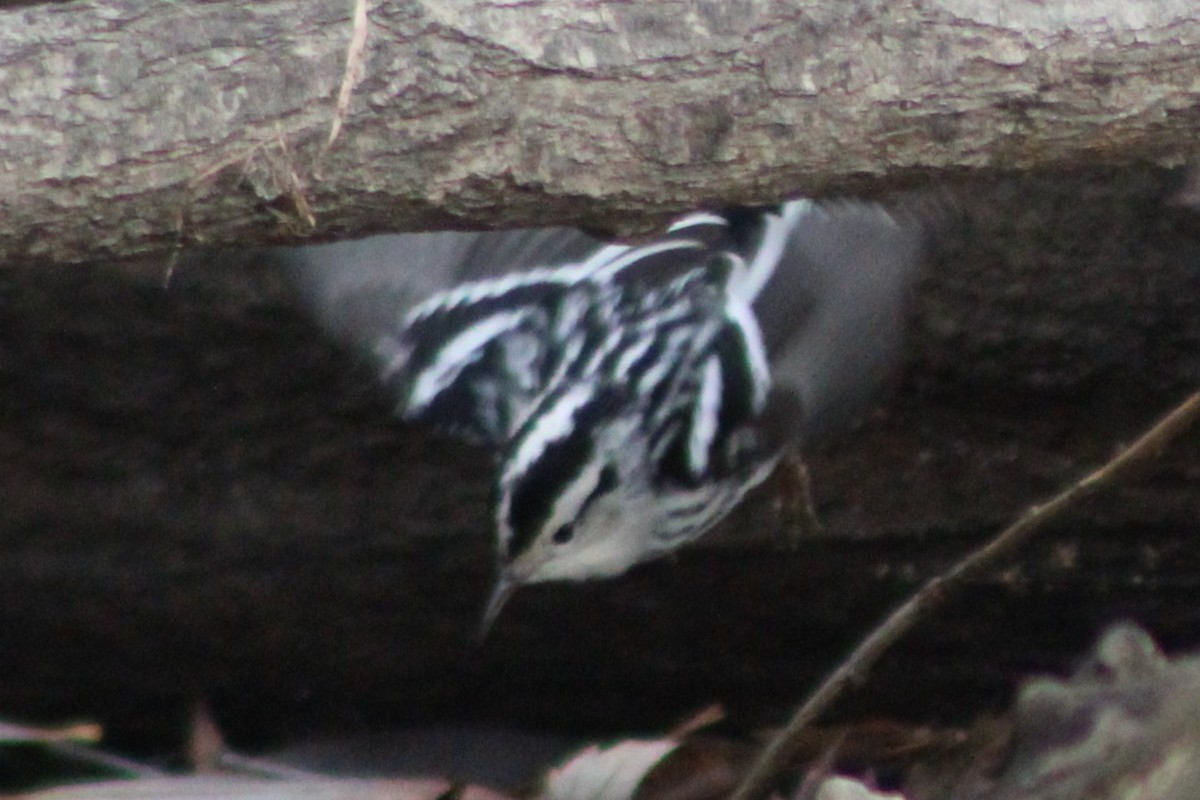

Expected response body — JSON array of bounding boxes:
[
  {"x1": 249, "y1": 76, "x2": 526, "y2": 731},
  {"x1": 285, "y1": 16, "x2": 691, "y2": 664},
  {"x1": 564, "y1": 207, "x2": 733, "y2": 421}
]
[{"x1": 732, "y1": 391, "x2": 1200, "y2": 800}]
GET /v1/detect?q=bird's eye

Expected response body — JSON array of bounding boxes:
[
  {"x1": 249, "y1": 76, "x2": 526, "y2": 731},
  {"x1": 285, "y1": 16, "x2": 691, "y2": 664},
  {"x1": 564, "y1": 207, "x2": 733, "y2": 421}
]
[{"x1": 552, "y1": 524, "x2": 575, "y2": 545}]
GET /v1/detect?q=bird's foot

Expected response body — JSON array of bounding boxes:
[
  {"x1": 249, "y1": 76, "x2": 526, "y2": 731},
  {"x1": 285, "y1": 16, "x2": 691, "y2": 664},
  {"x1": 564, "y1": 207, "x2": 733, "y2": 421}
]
[{"x1": 773, "y1": 451, "x2": 824, "y2": 547}]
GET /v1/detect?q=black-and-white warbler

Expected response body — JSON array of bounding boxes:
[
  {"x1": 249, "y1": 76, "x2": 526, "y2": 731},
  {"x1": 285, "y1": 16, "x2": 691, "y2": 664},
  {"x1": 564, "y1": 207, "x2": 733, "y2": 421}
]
[{"x1": 283, "y1": 200, "x2": 923, "y2": 630}]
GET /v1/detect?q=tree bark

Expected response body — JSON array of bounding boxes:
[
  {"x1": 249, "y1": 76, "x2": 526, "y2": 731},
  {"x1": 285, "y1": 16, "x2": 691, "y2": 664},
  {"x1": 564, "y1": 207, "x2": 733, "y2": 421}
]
[{"x1": 3, "y1": 1, "x2": 1200, "y2": 264}]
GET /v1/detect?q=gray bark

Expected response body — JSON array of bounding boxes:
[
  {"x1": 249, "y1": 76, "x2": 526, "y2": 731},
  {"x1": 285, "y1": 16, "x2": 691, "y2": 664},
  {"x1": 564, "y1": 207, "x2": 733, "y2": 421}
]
[{"x1": 2, "y1": 1, "x2": 1200, "y2": 264}]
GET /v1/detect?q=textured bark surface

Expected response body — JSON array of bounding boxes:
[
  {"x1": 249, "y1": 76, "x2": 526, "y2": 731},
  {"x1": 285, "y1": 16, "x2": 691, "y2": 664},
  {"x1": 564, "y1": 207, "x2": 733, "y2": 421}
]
[
  {"x1": 1, "y1": 166, "x2": 1199, "y2": 753},
  {"x1": 3, "y1": 1, "x2": 1200, "y2": 264}
]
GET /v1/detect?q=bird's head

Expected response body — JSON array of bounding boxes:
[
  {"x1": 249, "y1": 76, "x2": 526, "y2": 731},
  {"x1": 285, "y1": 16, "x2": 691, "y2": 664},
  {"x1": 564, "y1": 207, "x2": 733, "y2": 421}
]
[
  {"x1": 478, "y1": 383, "x2": 786, "y2": 636},
  {"x1": 480, "y1": 382, "x2": 658, "y2": 633}
]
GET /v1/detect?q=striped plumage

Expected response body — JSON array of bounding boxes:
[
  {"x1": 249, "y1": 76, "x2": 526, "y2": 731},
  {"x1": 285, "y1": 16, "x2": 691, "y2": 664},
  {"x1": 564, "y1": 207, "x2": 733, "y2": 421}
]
[{"x1": 283, "y1": 200, "x2": 923, "y2": 628}]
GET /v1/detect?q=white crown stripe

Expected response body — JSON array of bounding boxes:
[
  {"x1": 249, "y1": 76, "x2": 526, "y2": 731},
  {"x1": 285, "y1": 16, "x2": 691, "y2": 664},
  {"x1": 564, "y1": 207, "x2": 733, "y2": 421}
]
[{"x1": 503, "y1": 381, "x2": 597, "y2": 485}]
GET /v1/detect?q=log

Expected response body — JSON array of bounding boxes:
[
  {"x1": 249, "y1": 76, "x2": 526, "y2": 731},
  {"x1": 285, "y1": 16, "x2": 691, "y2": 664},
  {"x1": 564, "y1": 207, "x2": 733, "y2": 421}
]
[{"x1": 3, "y1": 1, "x2": 1200, "y2": 264}]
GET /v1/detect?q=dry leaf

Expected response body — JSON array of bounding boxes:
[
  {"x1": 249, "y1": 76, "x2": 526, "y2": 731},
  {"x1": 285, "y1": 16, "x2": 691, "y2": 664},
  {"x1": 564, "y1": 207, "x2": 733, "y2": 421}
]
[
  {"x1": 543, "y1": 740, "x2": 678, "y2": 800},
  {"x1": 813, "y1": 776, "x2": 906, "y2": 800},
  {"x1": 635, "y1": 738, "x2": 748, "y2": 800}
]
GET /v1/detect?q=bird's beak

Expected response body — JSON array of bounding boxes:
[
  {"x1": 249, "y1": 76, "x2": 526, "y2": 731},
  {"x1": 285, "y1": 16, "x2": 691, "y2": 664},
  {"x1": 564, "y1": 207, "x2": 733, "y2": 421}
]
[{"x1": 477, "y1": 570, "x2": 517, "y2": 642}]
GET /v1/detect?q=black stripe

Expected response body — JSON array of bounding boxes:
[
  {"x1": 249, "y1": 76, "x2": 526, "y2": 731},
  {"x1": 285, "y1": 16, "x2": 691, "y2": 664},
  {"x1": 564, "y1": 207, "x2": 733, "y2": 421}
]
[
  {"x1": 712, "y1": 324, "x2": 757, "y2": 434},
  {"x1": 722, "y1": 205, "x2": 782, "y2": 257},
  {"x1": 387, "y1": 278, "x2": 619, "y2": 442},
  {"x1": 606, "y1": 243, "x2": 706, "y2": 291},
  {"x1": 399, "y1": 281, "x2": 563, "y2": 381},
  {"x1": 503, "y1": 386, "x2": 624, "y2": 559}
]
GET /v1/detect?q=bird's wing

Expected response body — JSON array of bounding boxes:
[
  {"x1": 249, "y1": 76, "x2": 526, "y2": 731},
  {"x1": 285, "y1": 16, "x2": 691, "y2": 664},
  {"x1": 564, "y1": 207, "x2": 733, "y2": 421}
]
[
  {"x1": 279, "y1": 202, "x2": 925, "y2": 448},
  {"x1": 754, "y1": 202, "x2": 926, "y2": 442},
  {"x1": 278, "y1": 221, "x2": 744, "y2": 445},
  {"x1": 276, "y1": 229, "x2": 606, "y2": 444},
  {"x1": 278, "y1": 228, "x2": 602, "y2": 350}
]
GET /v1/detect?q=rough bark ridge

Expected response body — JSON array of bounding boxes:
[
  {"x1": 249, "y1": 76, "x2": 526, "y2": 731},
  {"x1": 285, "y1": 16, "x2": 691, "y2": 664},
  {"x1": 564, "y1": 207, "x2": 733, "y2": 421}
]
[{"x1": 3, "y1": 1, "x2": 1200, "y2": 264}]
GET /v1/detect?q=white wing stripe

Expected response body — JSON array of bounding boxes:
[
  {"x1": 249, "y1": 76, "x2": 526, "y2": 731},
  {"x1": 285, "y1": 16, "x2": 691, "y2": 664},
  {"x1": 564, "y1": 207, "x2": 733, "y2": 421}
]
[
  {"x1": 668, "y1": 211, "x2": 729, "y2": 232},
  {"x1": 687, "y1": 358, "x2": 723, "y2": 475},
  {"x1": 407, "y1": 310, "x2": 529, "y2": 411},
  {"x1": 404, "y1": 266, "x2": 582, "y2": 323},
  {"x1": 724, "y1": 298, "x2": 772, "y2": 412},
  {"x1": 734, "y1": 199, "x2": 814, "y2": 303},
  {"x1": 590, "y1": 239, "x2": 704, "y2": 282}
]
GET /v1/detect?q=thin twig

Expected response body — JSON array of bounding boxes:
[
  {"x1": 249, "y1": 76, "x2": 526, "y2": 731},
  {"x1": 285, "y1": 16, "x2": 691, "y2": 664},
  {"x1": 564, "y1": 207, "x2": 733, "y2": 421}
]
[
  {"x1": 0, "y1": 718, "x2": 101, "y2": 745},
  {"x1": 316, "y1": 0, "x2": 369, "y2": 175},
  {"x1": 1, "y1": 715, "x2": 161, "y2": 777},
  {"x1": 730, "y1": 391, "x2": 1200, "y2": 800},
  {"x1": 42, "y1": 740, "x2": 166, "y2": 778}
]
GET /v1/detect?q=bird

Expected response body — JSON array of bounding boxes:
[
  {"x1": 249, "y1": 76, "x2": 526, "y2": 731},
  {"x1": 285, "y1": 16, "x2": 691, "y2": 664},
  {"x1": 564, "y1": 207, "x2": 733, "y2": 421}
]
[{"x1": 280, "y1": 200, "x2": 924, "y2": 631}]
